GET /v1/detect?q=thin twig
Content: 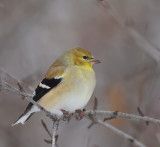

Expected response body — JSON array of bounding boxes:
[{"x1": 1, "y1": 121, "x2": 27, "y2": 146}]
[
  {"x1": 85, "y1": 110, "x2": 160, "y2": 125},
  {"x1": 88, "y1": 121, "x2": 96, "y2": 129},
  {"x1": 137, "y1": 107, "x2": 149, "y2": 125},
  {"x1": 97, "y1": 0, "x2": 160, "y2": 63},
  {"x1": 93, "y1": 97, "x2": 98, "y2": 110},
  {"x1": 41, "y1": 119, "x2": 52, "y2": 138},
  {"x1": 17, "y1": 82, "x2": 26, "y2": 99},
  {"x1": 85, "y1": 114, "x2": 146, "y2": 147},
  {"x1": 96, "y1": 119, "x2": 146, "y2": 147},
  {"x1": 52, "y1": 120, "x2": 59, "y2": 147}
]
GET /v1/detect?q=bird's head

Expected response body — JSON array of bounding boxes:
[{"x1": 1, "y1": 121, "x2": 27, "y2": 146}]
[
  {"x1": 54, "y1": 47, "x2": 100, "y2": 69},
  {"x1": 65, "y1": 47, "x2": 101, "y2": 69}
]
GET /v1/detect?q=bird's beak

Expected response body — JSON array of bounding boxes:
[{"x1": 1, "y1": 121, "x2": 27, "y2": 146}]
[{"x1": 90, "y1": 58, "x2": 101, "y2": 64}]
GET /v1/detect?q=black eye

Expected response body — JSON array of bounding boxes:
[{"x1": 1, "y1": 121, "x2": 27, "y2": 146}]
[{"x1": 83, "y1": 56, "x2": 88, "y2": 59}]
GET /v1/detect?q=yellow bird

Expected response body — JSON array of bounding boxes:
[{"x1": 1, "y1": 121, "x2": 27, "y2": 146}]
[{"x1": 12, "y1": 47, "x2": 100, "y2": 125}]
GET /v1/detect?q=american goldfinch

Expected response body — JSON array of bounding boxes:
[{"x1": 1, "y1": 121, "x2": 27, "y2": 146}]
[{"x1": 12, "y1": 47, "x2": 100, "y2": 125}]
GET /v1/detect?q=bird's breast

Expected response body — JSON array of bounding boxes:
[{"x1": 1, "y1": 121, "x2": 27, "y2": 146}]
[{"x1": 68, "y1": 67, "x2": 96, "y2": 95}]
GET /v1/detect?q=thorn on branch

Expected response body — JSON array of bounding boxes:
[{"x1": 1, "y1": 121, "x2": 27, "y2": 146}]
[
  {"x1": 129, "y1": 138, "x2": 134, "y2": 143},
  {"x1": 55, "y1": 135, "x2": 58, "y2": 142},
  {"x1": 44, "y1": 135, "x2": 59, "y2": 145},
  {"x1": 88, "y1": 121, "x2": 96, "y2": 129},
  {"x1": 137, "y1": 107, "x2": 149, "y2": 125},
  {"x1": 137, "y1": 107, "x2": 144, "y2": 117},
  {"x1": 41, "y1": 119, "x2": 52, "y2": 138},
  {"x1": 17, "y1": 82, "x2": 25, "y2": 100},
  {"x1": 83, "y1": 109, "x2": 86, "y2": 112},
  {"x1": 113, "y1": 110, "x2": 118, "y2": 116},
  {"x1": 93, "y1": 97, "x2": 98, "y2": 110},
  {"x1": 44, "y1": 139, "x2": 52, "y2": 144}
]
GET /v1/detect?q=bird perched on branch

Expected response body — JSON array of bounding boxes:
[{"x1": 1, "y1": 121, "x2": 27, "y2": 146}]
[{"x1": 12, "y1": 47, "x2": 100, "y2": 125}]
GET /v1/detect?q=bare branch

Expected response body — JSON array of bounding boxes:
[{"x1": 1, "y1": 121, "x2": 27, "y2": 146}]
[
  {"x1": 96, "y1": 119, "x2": 146, "y2": 147},
  {"x1": 52, "y1": 120, "x2": 59, "y2": 147},
  {"x1": 85, "y1": 114, "x2": 146, "y2": 147},
  {"x1": 85, "y1": 110, "x2": 160, "y2": 125},
  {"x1": 137, "y1": 107, "x2": 149, "y2": 125},
  {"x1": 41, "y1": 119, "x2": 52, "y2": 138},
  {"x1": 97, "y1": 0, "x2": 160, "y2": 63}
]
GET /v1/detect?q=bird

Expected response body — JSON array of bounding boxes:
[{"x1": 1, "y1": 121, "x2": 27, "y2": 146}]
[{"x1": 12, "y1": 47, "x2": 100, "y2": 126}]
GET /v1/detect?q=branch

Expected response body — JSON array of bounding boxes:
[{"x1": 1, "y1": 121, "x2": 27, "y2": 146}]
[
  {"x1": 95, "y1": 119, "x2": 146, "y2": 147},
  {"x1": 85, "y1": 110, "x2": 160, "y2": 125},
  {"x1": 52, "y1": 120, "x2": 59, "y2": 147},
  {"x1": 97, "y1": 0, "x2": 160, "y2": 63},
  {"x1": 86, "y1": 115, "x2": 146, "y2": 147},
  {"x1": 41, "y1": 119, "x2": 52, "y2": 143}
]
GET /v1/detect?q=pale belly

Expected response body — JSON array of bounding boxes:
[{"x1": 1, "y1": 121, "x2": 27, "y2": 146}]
[{"x1": 40, "y1": 67, "x2": 96, "y2": 116}]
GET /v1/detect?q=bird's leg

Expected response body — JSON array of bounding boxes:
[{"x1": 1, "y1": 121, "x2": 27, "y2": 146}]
[
  {"x1": 75, "y1": 109, "x2": 84, "y2": 120},
  {"x1": 60, "y1": 109, "x2": 71, "y2": 122}
]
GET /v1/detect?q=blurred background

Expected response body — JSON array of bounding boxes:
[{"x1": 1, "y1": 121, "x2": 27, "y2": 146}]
[{"x1": 1, "y1": 0, "x2": 160, "y2": 146}]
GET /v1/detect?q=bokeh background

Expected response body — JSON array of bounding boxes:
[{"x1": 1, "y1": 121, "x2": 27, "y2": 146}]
[{"x1": 1, "y1": 0, "x2": 160, "y2": 146}]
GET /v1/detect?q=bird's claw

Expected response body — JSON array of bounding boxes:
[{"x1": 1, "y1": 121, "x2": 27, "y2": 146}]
[
  {"x1": 75, "y1": 109, "x2": 84, "y2": 120},
  {"x1": 60, "y1": 109, "x2": 71, "y2": 122}
]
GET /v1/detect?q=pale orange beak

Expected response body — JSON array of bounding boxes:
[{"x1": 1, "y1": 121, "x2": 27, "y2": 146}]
[{"x1": 90, "y1": 58, "x2": 101, "y2": 64}]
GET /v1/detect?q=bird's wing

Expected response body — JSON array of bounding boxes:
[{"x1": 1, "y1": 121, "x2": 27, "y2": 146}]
[{"x1": 24, "y1": 66, "x2": 66, "y2": 113}]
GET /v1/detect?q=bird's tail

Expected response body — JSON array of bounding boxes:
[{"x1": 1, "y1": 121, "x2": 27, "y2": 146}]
[
  {"x1": 12, "y1": 111, "x2": 34, "y2": 126},
  {"x1": 12, "y1": 106, "x2": 39, "y2": 126}
]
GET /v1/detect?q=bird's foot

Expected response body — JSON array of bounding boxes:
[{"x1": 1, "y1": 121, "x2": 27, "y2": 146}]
[
  {"x1": 60, "y1": 109, "x2": 71, "y2": 122},
  {"x1": 75, "y1": 109, "x2": 84, "y2": 120}
]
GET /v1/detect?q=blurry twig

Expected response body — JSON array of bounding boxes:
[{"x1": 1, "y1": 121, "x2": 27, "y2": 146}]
[
  {"x1": 86, "y1": 116, "x2": 146, "y2": 147},
  {"x1": 17, "y1": 82, "x2": 26, "y2": 99},
  {"x1": 137, "y1": 107, "x2": 149, "y2": 125},
  {"x1": 85, "y1": 110, "x2": 160, "y2": 125},
  {"x1": 41, "y1": 119, "x2": 52, "y2": 138},
  {"x1": 88, "y1": 97, "x2": 98, "y2": 128},
  {"x1": 96, "y1": 0, "x2": 160, "y2": 63},
  {"x1": 41, "y1": 119, "x2": 52, "y2": 143},
  {"x1": 52, "y1": 120, "x2": 59, "y2": 147},
  {"x1": 96, "y1": 119, "x2": 146, "y2": 147},
  {"x1": 87, "y1": 98, "x2": 145, "y2": 147},
  {"x1": 41, "y1": 119, "x2": 59, "y2": 147}
]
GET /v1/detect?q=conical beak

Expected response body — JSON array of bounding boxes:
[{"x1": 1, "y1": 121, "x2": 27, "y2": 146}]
[{"x1": 90, "y1": 58, "x2": 101, "y2": 64}]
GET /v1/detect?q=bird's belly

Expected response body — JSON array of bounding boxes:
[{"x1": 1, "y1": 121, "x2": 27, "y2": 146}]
[{"x1": 50, "y1": 70, "x2": 96, "y2": 115}]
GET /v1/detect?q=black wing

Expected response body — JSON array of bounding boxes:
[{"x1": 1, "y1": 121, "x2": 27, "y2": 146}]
[{"x1": 24, "y1": 77, "x2": 62, "y2": 113}]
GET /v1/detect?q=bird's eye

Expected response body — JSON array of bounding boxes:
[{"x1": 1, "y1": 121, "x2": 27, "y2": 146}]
[{"x1": 83, "y1": 56, "x2": 88, "y2": 60}]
